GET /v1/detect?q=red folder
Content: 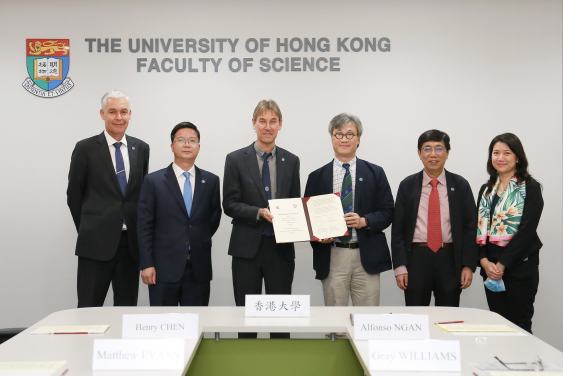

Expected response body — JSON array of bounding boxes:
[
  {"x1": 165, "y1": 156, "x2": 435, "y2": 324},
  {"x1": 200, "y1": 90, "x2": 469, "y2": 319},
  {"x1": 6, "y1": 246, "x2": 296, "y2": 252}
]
[{"x1": 301, "y1": 192, "x2": 349, "y2": 242}]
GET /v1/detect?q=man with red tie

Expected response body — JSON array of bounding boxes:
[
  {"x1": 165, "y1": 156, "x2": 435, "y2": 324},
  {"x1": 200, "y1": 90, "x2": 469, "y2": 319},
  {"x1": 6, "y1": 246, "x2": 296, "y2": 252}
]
[{"x1": 391, "y1": 129, "x2": 478, "y2": 307}]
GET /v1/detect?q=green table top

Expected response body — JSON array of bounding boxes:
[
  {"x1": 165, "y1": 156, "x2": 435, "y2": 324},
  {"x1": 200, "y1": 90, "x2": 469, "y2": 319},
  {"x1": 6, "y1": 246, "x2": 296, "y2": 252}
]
[{"x1": 186, "y1": 339, "x2": 364, "y2": 376}]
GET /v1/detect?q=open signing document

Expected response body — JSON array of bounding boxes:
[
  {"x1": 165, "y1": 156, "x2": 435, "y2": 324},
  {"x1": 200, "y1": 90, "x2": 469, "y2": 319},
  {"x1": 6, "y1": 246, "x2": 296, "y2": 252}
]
[{"x1": 269, "y1": 193, "x2": 348, "y2": 243}]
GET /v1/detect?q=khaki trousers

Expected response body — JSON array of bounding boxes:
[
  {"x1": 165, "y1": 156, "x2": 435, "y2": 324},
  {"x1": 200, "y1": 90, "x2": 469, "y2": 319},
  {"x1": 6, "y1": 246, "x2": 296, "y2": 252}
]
[{"x1": 322, "y1": 247, "x2": 380, "y2": 339}]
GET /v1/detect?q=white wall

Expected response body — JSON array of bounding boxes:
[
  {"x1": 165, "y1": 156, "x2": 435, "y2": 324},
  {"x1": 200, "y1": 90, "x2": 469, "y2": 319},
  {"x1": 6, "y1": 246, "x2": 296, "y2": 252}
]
[{"x1": 1, "y1": 0, "x2": 561, "y2": 349}]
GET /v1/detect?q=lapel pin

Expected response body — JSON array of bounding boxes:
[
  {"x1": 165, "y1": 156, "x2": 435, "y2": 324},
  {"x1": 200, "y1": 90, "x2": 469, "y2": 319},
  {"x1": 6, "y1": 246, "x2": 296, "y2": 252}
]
[
  {"x1": 451, "y1": 188, "x2": 455, "y2": 191},
  {"x1": 202, "y1": 180, "x2": 205, "y2": 183},
  {"x1": 359, "y1": 177, "x2": 363, "y2": 181},
  {"x1": 132, "y1": 146, "x2": 135, "y2": 150},
  {"x1": 282, "y1": 158, "x2": 285, "y2": 161}
]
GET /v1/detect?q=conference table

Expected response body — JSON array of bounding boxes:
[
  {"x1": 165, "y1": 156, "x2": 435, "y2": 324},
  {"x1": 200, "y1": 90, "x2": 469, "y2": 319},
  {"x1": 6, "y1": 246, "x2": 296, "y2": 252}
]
[{"x1": 1, "y1": 306, "x2": 562, "y2": 375}]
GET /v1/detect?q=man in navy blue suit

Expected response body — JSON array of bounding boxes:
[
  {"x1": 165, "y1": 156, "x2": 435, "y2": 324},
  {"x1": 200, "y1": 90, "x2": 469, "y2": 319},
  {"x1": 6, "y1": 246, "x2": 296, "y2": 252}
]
[
  {"x1": 137, "y1": 122, "x2": 221, "y2": 306},
  {"x1": 304, "y1": 113, "x2": 394, "y2": 312}
]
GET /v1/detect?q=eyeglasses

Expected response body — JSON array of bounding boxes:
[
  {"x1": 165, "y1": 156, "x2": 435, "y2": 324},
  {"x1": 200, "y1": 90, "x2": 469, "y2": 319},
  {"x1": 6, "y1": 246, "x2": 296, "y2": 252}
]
[
  {"x1": 174, "y1": 138, "x2": 199, "y2": 145},
  {"x1": 421, "y1": 146, "x2": 445, "y2": 155},
  {"x1": 495, "y1": 355, "x2": 544, "y2": 371},
  {"x1": 333, "y1": 132, "x2": 357, "y2": 140}
]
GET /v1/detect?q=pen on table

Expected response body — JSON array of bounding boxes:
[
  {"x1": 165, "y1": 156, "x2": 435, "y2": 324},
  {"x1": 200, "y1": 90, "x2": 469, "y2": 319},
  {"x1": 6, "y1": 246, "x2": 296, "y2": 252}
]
[{"x1": 435, "y1": 321, "x2": 465, "y2": 324}]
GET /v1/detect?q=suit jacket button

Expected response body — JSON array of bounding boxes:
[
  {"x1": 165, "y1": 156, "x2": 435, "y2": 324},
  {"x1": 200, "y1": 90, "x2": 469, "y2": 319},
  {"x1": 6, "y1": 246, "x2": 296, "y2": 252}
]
[{"x1": 186, "y1": 242, "x2": 189, "y2": 245}]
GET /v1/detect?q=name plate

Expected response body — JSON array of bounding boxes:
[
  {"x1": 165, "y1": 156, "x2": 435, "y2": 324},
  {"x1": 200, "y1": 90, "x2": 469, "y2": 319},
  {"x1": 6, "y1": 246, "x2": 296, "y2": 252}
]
[
  {"x1": 122, "y1": 313, "x2": 198, "y2": 339},
  {"x1": 245, "y1": 295, "x2": 310, "y2": 317},
  {"x1": 92, "y1": 339, "x2": 185, "y2": 370},
  {"x1": 369, "y1": 340, "x2": 461, "y2": 372},
  {"x1": 354, "y1": 314, "x2": 429, "y2": 340}
]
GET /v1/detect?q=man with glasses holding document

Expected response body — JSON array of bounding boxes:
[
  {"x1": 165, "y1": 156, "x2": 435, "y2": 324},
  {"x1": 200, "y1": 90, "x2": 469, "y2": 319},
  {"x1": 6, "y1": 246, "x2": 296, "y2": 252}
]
[{"x1": 304, "y1": 113, "x2": 394, "y2": 319}]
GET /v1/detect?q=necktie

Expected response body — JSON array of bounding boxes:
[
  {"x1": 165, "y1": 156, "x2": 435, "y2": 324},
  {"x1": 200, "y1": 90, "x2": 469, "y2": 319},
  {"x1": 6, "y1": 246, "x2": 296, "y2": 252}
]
[
  {"x1": 113, "y1": 142, "x2": 127, "y2": 195},
  {"x1": 262, "y1": 152, "x2": 274, "y2": 236},
  {"x1": 183, "y1": 172, "x2": 192, "y2": 217},
  {"x1": 340, "y1": 163, "x2": 353, "y2": 244},
  {"x1": 427, "y1": 179, "x2": 442, "y2": 252}
]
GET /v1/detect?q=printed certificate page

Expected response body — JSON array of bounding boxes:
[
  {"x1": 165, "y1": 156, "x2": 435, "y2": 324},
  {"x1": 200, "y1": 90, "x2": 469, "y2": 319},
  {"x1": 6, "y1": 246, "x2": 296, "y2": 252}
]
[
  {"x1": 306, "y1": 194, "x2": 348, "y2": 240},
  {"x1": 269, "y1": 198, "x2": 311, "y2": 243}
]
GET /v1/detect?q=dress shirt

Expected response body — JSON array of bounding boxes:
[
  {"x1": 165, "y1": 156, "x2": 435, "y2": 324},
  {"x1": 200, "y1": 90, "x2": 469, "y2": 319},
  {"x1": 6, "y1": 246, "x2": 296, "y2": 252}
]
[
  {"x1": 395, "y1": 169, "x2": 452, "y2": 277},
  {"x1": 172, "y1": 163, "x2": 196, "y2": 198},
  {"x1": 254, "y1": 142, "x2": 277, "y2": 220},
  {"x1": 412, "y1": 169, "x2": 452, "y2": 243},
  {"x1": 104, "y1": 130, "x2": 130, "y2": 182},
  {"x1": 333, "y1": 157, "x2": 358, "y2": 243},
  {"x1": 104, "y1": 130, "x2": 130, "y2": 230}
]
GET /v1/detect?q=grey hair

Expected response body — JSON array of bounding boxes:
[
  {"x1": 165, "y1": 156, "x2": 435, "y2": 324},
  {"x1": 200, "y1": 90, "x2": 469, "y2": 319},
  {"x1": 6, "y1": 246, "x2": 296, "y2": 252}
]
[
  {"x1": 101, "y1": 90, "x2": 130, "y2": 110},
  {"x1": 328, "y1": 113, "x2": 363, "y2": 136}
]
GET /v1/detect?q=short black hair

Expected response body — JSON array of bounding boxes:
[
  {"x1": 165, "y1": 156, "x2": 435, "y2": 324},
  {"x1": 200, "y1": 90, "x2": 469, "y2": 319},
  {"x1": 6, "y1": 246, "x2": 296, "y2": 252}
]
[
  {"x1": 417, "y1": 129, "x2": 451, "y2": 151},
  {"x1": 170, "y1": 122, "x2": 200, "y2": 143}
]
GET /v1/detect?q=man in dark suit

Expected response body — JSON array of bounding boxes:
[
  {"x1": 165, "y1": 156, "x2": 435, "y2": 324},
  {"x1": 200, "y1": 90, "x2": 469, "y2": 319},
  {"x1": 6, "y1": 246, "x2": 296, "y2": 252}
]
[
  {"x1": 137, "y1": 122, "x2": 221, "y2": 306},
  {"x1": 223, "y1": 99, "x2": 300, "y2": 338},
  {"x1": 392, "y1": 129, "x2": 478, "y2": 307},
  {"x1": 67, "y1": 90, "x2": 150, "y2": 308},
  {"x1": 304, "y1": 113, "x2": 394, "y2": 313}
]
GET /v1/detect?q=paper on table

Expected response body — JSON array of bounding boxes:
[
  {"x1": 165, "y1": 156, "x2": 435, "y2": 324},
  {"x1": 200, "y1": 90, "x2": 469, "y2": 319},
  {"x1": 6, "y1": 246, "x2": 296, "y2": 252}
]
[
  {"x1": 31, "y1": 325, "x2": 109, "y2": 334},
  {"x1": 0, "y1": 361, "x2": 67, "y2": 375},
  {"x1": 489, "y1": 373, "x2": 563, "y2": 376},
  {"x1": 472, "y1": 360, "x2": 563, "y2": 373},
  {"x1": 452, "y1": 331, "x2": 526, "y2": 336},
  {"x1": 306, "y1": 194, "x2": 348, "y2": 240},
  {"x1": 436, "y1": 324, "x2": 518, "y2": 332},
  {"x1": 269, "y1": 198, "x2": 311, "y2": 243}
]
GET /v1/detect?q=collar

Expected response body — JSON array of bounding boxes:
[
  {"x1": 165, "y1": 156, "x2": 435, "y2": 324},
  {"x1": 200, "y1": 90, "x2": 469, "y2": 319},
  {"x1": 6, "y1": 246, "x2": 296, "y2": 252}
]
[
  {"x1": 172, "y1": 162, "x2": 195, "y2": 178},
  {"x1": 333, "y1": 156, "x2": 357, "y2": 170},
  {"x1": 254, "y1": 142, "x2": 276, "y2": 159},
  {"x1": 422, "y1": 169, "x2": 446, "y2": 186},
  {"x1": 104, "y1": 130, "x2": 127, "y2": 147}
]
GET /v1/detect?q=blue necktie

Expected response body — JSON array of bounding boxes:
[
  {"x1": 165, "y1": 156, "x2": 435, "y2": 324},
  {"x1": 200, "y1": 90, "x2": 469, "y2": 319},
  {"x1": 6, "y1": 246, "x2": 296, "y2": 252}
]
[
  {"x1": 183, "y1": 172, "x2": 192, "y2": 217},
  {"x1": 262, "y1": 153, "x2": 274, "y2": 236},
  {"x1": 113, "y1": 142, "x2": 127, "y2": 195}
]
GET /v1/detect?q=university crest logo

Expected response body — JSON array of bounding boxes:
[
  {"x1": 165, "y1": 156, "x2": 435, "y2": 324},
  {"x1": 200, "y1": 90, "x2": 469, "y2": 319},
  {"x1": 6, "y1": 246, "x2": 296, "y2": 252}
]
[{"x1": 23, "y1": 39, "x2": 74, "y2": 98}]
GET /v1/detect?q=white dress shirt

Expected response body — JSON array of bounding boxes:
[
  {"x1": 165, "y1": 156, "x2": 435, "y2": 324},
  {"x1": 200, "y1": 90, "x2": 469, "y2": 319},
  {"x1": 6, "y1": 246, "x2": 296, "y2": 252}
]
[
  {"x1": 104, "y1": 130, "x2": 130, "y2": 182},
  {"x1": 104, "y1": 130, "x2": 130, "y2": 230},
  {"x1": 172, "y1": 163, "x2": 196, "y2": 198}
]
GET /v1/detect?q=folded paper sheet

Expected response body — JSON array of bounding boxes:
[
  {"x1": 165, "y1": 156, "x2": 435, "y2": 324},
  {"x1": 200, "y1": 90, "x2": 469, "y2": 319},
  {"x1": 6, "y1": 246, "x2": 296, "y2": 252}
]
[
  {"x1": 31, "y1": 325, "x2": 109, "y2": 334},
  {"x1": 436, "y1": 324, "x2": 518, "y2": 332},
  {"x1": 0, "y1": 361, "x2": 67, "y2": 375}
]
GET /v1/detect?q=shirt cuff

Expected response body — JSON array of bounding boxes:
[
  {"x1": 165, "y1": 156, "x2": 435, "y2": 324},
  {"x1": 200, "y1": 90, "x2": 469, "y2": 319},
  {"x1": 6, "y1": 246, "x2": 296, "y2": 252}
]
[
  {"x1": 256, "y1": 209, "x2": 262, "y2": 222},
  {"x1": 394, "y1": 265, "x2": 408, "y2": 277}
]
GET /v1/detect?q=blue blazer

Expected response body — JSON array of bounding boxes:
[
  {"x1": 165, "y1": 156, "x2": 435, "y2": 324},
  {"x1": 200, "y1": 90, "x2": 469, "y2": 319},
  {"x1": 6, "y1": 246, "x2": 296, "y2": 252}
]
[
  {"x1": 304, "y1": 159, "x2": 395, "y2": 280},
  {"x1": 137, "y1": 163, "x2": 221, "y2": 283}
]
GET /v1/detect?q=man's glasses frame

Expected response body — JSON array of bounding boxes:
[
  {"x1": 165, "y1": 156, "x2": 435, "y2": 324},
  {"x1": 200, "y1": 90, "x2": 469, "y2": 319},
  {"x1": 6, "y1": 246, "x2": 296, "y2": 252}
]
[
  {"x1": 495, "y1": 355, "x2": 544, "y2": 371},
  {"x1": 332, "y1": 132, "x2": 357, "y2": 140},
  {"x1": 420, "y1": 146, "x2": 445, "y2": 155},
  {"x1": 174, "y1": 138, "x2": 199, "y2": 145}
]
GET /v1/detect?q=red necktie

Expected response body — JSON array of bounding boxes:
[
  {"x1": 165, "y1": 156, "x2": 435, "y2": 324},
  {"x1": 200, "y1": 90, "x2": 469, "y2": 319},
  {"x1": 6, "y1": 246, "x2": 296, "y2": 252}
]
[{"x1": 427, "y1": 179, "x2": 442, "y2": 252}]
